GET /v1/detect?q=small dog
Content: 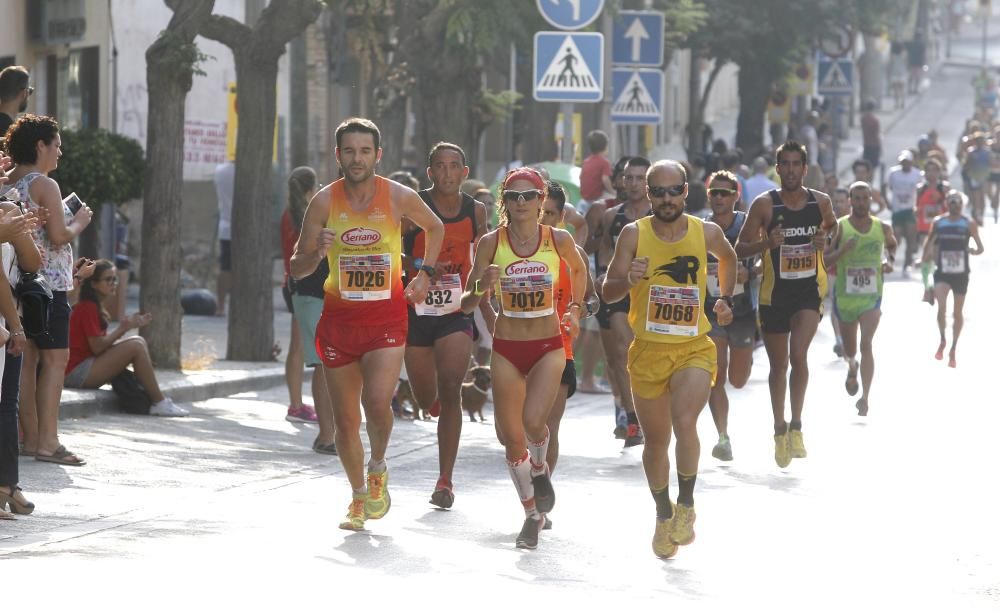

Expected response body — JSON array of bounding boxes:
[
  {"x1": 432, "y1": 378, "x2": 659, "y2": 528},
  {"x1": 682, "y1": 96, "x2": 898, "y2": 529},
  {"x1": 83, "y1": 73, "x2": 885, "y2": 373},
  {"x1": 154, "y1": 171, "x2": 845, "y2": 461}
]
[{"x1": 461, "y1": 365, "x2": 492, "y2": 423}]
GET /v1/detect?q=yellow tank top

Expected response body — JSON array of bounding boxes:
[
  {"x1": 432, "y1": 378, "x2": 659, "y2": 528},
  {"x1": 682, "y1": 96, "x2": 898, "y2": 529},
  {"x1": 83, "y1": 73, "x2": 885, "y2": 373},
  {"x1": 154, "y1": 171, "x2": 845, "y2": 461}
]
[
  {"x1": 492, "y1": 225, "x2": 562, "y2": 319},
  {"x1": 322, "y1": 177, "x2": 405, "y2": 324},
  {"x1": 629, "y1": 215, "x2": 711, "y2": 343}
]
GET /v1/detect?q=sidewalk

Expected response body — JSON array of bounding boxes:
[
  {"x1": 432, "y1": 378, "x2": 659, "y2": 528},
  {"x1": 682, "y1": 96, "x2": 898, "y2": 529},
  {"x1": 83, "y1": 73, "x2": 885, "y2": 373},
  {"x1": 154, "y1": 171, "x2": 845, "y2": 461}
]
[{"x1": 58, "y1": 284, "x2": 296, "y2": 420}]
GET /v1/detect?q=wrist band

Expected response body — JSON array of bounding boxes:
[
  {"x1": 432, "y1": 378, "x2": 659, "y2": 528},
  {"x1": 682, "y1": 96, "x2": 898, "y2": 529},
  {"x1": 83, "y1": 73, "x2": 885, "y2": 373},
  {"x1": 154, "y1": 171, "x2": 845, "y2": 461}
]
[{"x1": 473, "y1": 279, "x2": 487, "y2": 296}]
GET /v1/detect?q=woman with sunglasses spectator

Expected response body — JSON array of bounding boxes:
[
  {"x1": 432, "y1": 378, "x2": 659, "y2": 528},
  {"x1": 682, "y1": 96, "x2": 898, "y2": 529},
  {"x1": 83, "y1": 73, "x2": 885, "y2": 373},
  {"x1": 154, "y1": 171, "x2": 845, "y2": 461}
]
[
  {"x1": 64, "y1": 259, "x2": 187, "y2": 417},
  {"x1": 460, "y1": 168, "x2": 586, "y2": 550},
  {"x1": 4, "y1": 114, "x2": 93, "y2": 466}
]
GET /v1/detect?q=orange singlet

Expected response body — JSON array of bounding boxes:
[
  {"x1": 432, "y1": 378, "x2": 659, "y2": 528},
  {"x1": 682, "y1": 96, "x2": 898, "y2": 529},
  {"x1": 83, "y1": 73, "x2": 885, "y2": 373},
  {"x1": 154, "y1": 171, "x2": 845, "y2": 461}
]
[{"x1": 322, "y1": 176, "x2": 405, "y2": 324}]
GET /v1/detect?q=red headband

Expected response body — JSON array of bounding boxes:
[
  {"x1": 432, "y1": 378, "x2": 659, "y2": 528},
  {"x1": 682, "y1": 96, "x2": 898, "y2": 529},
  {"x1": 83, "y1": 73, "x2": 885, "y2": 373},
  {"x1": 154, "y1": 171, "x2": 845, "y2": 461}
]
[{"x1": 502, "y1": 167, "x2": 545, "y2": 191}]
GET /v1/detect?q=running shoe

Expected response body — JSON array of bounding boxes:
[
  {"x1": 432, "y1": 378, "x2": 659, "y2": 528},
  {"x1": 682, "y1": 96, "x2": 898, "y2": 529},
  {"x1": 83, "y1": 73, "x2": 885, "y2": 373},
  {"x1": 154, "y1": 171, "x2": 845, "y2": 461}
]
[
  {"x1": 652, "y1": 517, "x2": 678, "y2": 559},
  {"x1": 624, "y1": 423, "x2": 645, "y2": 448},
  {"x1": 515, "y1": 516, "x2": 543, "y2": 549},
  {"x1": 845, "y1": 360, "x2": 859, "y2": 396},
  {"x1": 788, "y1": 429, "x2": 807, "y2": 458},
  {"x1": 542, "y1": 515, "x2": 552, "y2": 530},
  {"x1": 711, "y1": 435, "x2": 733, "y2": 461},
  {"x1": 429, "y1": 486, "x2": 454, "y2": 509},
  {"x1": 856, "y1": 399, "x2": 869, "y2": 417},
  {"x1": 364, "y1": 468, "x2": 391, "y2": 519},
  {"x1": 286, "y1": 404, "x2": 318, "y2": 423},
  {"x1": 614, "y1": 405, "x2": 627, "y2": 439},
  {"x1": 338, "y1": 494, "x2": 367, "y2": 531},
  {"x1": 531, "y1": 471, "x2": 555, "y2": 514},
  {"x1": 833, "y1": 343, "x2": 843, "y2": 358},
  {"x1": 668, "y1": 502, "x2": 696, "y2": 546},
  {"x1": 922, "y1": 288, "x2": 935, "y2": 305},
  {"x1": 774, "y1": 432, "x2": 791, "y2": 468}
]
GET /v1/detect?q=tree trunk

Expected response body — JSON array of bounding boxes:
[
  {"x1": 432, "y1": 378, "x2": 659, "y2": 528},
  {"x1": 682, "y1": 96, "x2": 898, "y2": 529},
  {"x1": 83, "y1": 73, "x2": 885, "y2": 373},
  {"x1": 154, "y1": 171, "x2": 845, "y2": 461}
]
[
  {"x1": 735, "y1": 62, "x2": 774, "y2": 158},
  {"x1": 139, "y1": 0, "x2": 215, "y2": 369},
  {"x1": 200, "y1": 1, "x2": 323, "y2": 361},
  {"x1": 226, "y1": 54, "x2": 279, "y2": 361},
  {"x1": 289, "y1": 33, "x2": 308, "y2": 168}
]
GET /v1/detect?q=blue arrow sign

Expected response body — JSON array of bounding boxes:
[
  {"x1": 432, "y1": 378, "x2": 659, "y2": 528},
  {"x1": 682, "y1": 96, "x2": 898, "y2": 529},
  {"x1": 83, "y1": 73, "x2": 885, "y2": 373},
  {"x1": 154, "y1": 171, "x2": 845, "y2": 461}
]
[
  {"x1": 536, "y1": 0, "x2": 605, "y2": 30},
  {"x1": 610, "y1": 68, "x2": 663, "y2": 124},
  {"x1": 817, "y1": 56, "x2": 853, "y2": 95},
  {"x1": 612, "y1": 10, "x2": 664, "y2": 67},
  {"x1": 534, "y1": 32, "x2": 604, "y2": 103}
]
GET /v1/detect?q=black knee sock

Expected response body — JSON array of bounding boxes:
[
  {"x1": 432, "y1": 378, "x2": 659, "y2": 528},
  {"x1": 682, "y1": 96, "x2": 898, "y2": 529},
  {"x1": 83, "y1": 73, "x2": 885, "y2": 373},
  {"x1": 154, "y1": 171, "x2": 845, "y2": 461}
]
[
  {"x1": 626, "y1": 411, "x2": 638, "y2": 426},
  {"x1": 677, "y1": 472, "x2": 696, "y2": 507},
  {"x1": 651, "y1": 484, "x2": 672, "y2": 521},
  {"x1": 789, "y1": 420, "x2": 802, "y2": 432}
]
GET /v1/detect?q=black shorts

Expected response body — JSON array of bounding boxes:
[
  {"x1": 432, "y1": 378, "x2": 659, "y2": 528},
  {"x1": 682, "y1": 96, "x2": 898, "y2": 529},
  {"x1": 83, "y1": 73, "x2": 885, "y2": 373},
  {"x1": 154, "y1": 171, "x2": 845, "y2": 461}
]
[
  {"x1": 596, "y1": 296, "x2": 629, "y2": 330},
  {"x1": 708, "y1": 311, "x2": 757, "y2": 348},
  {"x1": 219, "y1": 239, "x2": 232, "y2": 272},
  {"x1": 282, "y1": 284, "x2": 294, "y2": 314},
  {"x1": 758, "y1": 294, "x2": 821, "y2": 334},
  {"x1": 560, "y1": 359, "x2": 577, "y2": 399},
  {"x1": 406, "y1": 310, "x2": 473, "y2": 347},
  {"x1": 30, "y1": 291, "x2": 70, "y2": 350},
  {"x1": 934, "y1": 271, "x2": 969, "y2": 295}
]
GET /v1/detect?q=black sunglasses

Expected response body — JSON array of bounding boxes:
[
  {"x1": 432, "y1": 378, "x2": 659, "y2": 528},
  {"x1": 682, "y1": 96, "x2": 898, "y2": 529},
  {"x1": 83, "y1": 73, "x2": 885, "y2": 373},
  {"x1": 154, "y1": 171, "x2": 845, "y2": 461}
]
[
  {"x1": 709, "y1": 188, "x2": 737, "y2": 197},
  {"x1": 502, "y1": 189, "x2": 543, "y2": 202},
  {"x1": 648, "y1": 184, "x2": 686, "y2": 198}
]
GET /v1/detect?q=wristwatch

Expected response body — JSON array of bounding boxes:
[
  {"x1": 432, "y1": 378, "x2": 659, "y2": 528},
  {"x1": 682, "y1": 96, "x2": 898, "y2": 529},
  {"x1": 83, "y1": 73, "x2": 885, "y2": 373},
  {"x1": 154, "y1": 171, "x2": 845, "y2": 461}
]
[
  {"x1": 418, "y1": 264, "x2": 437, "y2": 278},
  {"x1": 719, "y1": 295, "x2": 735, "y2": 309}
]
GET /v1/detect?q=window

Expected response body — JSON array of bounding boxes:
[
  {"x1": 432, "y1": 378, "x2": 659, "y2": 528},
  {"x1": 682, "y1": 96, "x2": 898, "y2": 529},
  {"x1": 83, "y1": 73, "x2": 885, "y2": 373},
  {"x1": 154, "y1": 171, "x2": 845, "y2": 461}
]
[{"x1": 46, "y1": 46, "x2": 99, "y2": 129}]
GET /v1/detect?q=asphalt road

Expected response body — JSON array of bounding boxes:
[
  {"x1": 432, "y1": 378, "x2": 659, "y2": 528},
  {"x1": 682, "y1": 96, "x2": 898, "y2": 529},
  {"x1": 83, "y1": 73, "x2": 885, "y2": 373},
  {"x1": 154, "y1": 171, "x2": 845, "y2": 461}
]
[{"x1": 2, "y1": 63, "x2": 999, "y2": 612}]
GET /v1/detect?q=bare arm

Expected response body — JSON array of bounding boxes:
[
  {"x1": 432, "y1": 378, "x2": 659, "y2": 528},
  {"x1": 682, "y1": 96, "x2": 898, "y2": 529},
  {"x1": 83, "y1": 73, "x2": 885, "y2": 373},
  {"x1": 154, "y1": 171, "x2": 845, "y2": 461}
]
[
  {"x1": 290, "y1": 186, "x2": 332, "y2": 280},
  {"x1": 86, "y1": 313, "x2": 148, "y2": 356},
  {"x1": 881, "y1": 221, "x2": 898, "y2": 257},
  {"x1": 554, "y1": 228, "x2": 586, "y2": 340},
  {"x1": 735, "y1": 195, "x2": 778, "y2": 258},
  {"x1": 396, "y1": 186, "x2": 445, "y2": 304},
  {"x1": 31, "y1": 177, "x2": 92, "y2": 246},
  {"x1": 583, "y1": 202, "x2": 606, "y2": 255},
  {"x1": 563, "y1": 204, "x2": 589, "y2": 248},
  {"x1": 969, "y1": 220, "x2": 985, "y2": 255},
  {"x1": 599, "y1": 223, "x2": 640, "y2": 304},
  {"x1": 460, "y1": 231, "x2": 499, "y2": 314},
  {"x1": 823, "y1": 222, "x2": 850, "y2": 266},
  {"x1": 705, "y1": 222, "x2": 737, "y2": 298}
]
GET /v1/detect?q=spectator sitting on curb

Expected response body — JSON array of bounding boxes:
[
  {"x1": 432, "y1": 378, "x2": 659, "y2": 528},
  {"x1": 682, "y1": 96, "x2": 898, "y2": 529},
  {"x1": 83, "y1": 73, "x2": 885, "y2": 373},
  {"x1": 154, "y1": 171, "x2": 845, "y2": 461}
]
[{"x1": 63, "y1": 259, "x2": 188, "y2": 417}]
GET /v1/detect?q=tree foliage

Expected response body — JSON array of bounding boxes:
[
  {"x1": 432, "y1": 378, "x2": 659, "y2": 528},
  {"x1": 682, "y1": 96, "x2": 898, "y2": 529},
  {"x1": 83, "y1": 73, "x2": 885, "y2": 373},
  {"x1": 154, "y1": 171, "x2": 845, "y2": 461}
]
[{"x1": 51, "y1": 129, "x2": 144, "y2": 209}]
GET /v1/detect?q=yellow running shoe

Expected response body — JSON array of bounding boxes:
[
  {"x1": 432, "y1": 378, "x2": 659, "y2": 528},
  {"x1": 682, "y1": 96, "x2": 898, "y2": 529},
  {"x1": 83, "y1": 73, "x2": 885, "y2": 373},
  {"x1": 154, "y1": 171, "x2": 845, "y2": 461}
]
[
  {"x1": 364, "y1": 468, "x2": 391, "y2": 519},
  {"x1": 338, "y1": 494, "x2": 367, "y2": 531},
  {"x1": 668, "y1": 502, "x2": 696, "y2": 546},
  {"x1": 788, "y1": 429, "x2": 807, "y2": 459},
  {"x1": 652, "y1": 518, "x2": 678, "y2": 558},
  {"x1": 774, "y1": 432, "x2": 791, "y2": 468}
]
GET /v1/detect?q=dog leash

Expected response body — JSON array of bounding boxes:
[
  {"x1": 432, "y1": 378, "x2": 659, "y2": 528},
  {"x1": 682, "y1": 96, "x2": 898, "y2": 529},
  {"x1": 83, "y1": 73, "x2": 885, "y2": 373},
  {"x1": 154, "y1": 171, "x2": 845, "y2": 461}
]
[{"x1": 468, "y1": 383, "x2": 489, "y2": 395}]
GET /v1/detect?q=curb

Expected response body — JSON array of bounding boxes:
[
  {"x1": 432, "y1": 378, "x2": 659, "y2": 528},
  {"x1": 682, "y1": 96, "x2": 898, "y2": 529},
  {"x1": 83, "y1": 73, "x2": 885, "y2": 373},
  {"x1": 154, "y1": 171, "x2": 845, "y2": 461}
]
[{"x1": 58, "y1": 366, "x2": 289, "y2": 420}]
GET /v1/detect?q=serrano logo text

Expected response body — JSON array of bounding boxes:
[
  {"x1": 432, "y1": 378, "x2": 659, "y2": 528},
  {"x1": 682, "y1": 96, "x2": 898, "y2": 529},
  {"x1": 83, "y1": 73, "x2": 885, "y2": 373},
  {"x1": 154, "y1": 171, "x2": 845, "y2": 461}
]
[
  {"x1": 341, "y1": 227, "x2": 381, "y2": 245},
  {"x1": 505, "y1": 260, "x2": 548, "y2": 276},
  {"x1": 781, "y1": 225, "x2": 818, "y2": 238}
]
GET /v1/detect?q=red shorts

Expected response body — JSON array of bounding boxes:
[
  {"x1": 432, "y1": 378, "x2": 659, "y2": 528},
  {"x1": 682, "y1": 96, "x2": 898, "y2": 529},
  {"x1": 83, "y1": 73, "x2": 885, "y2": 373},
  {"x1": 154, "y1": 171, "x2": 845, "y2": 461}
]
[
  {"x1": 493, "y1": 335, "x2": 564, "y2": 375},
  {"x1": 315, "y1": 314, "x2": 407, "y2": 368}
]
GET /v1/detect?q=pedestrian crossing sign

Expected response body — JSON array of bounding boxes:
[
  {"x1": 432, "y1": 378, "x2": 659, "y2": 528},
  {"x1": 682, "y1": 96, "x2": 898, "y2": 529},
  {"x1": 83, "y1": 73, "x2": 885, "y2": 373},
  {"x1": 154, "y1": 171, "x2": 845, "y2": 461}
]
[
  {"x1": 534, "y1": 31, "x2": 604, "y2": 102},
  {"x1": 610, "y1": 68, "x2": 663, "y2": 124},
  {"x1": 817, "y1": 57, "x2": 853, "y2": 95}
]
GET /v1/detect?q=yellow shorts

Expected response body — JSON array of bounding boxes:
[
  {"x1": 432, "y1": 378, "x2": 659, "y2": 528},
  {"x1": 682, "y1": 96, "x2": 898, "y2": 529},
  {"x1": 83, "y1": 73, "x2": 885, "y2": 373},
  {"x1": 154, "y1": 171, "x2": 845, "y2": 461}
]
[{"x1": 627, "y1": 335, "x2": 717, "y2": 400}]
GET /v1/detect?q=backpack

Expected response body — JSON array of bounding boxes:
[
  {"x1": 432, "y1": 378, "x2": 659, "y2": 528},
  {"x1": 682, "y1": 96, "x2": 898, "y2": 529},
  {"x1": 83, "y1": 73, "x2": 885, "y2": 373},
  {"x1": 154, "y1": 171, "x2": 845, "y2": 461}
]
[{"x1": 110, "y1": 369, "x2": 151, "y2": 415}]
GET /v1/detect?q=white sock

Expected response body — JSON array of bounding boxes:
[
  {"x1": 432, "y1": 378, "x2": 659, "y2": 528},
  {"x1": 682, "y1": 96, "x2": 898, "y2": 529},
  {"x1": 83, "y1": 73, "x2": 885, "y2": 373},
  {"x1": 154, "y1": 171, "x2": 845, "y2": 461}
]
[
  {"x1": 507, "y1": 451, "x2": 535, "y2": 509},
  {"x1": 368, "y1": 458, "x2": 387, "y2": 473},
  {"x1": 527, "y1": 428, "x2": 550, "y2": 477}
]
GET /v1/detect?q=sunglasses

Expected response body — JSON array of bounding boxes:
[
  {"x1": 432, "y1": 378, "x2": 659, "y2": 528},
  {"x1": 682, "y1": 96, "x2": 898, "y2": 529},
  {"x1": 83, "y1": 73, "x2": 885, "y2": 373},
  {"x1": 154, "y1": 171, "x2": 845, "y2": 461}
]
[
  {"x1": 502, "y1": 189, "x2": 543, "y2": 202},
  {"x1": 648, "y1": 184, "x2": 686, "y2": 198},
  {"x1": 709, "y1": 188, "x2": 737, "y2": 197}
]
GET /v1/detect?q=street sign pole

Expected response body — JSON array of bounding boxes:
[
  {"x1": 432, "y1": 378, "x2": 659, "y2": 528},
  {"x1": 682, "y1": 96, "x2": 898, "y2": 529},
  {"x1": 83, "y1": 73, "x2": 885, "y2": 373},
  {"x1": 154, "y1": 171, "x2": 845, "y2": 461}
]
[{"x1": 561, "y1": 102, "x2": 574, "y2": 163}]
